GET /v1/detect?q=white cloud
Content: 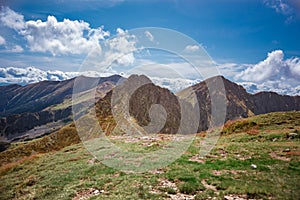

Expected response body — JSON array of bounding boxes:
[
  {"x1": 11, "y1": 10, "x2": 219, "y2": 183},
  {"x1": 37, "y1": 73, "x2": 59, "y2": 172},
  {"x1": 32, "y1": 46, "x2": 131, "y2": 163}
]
[
  {"x1": 287, "y1": 57, "x2": 300, "y2": 77},
  {"x1": 229, "y1": 50, "x2": 300, "y2": 96},
  {"x1": 7, "y1": 45, "x2": 23, "y2": 53},
  {"x1": 0, "y1": 44, "x2": 24, "y2": 53},
  {"x1": 0, "y1": 66, "x2": 113, "y2": 85},
  {"x1": 184, "y1": 44, "x2": 200, "y2": 52},
  {"x1": 236, "y1": 50, "x2": 285, "y2": 83},
  {"x1": 0, "y1": 7, "x2": 110, "y2": 55},
  {"x1": 263, "y1": 0, "x2": 298, "y2": 23},
  {"x1": 238, "y1": 80, "x2": 300, "y2": 96},
  {"x1": 144, "y1": 31, "x2": 154, "y2": 42},
  {"x1": 150, "y1": 76, "x2": 200, "y2": 92},
  {"x1": 0, "y1": 7, "x2": 138, "y2": 67},
  {"x1": 264, "y1": 0, "x2": 293, "y2": 15},
  {"x1": 23, "y1": 16, "x2": 109, "y2": 55},
  {"x1": 0, "y1": 7, "x2": 25, "y2": 30},
  {"x1": 0, "y1": 65, "x2": 200, "y2": 93},
  {"x1": 0, "y1": 35, "x2": 5, "y2": 45},
  {"x1": 100, "y1": 28, "x2": 137, "y2": 66}
]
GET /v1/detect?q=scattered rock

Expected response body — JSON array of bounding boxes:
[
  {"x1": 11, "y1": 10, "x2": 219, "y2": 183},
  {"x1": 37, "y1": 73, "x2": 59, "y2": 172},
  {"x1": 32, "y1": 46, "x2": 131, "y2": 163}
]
[
  {"x1": 212, "y1": 170, "x2": 223, "y2": 176},
  {"x1": 169, "y1": 193, "x2": 195, "y2": 200},
  {"x1": 93, "y1": 190, "x2": 100, "y2": 195},
  {"x1": 159, "y1": 179, "x2": 178, "y2": 190},
  {"x1": 150, "y1": 178, "x2": 179, "y2": 196},
  {"x1": 250, "y1": 164, "x2": 257, "y2": 169},
  {"x1": 201, "y1": 179, "x2": 217, "y2": 191},
  {"x1": 206, "y1": 154, "x2": 219, "y2": 158},
  {"x1": 220, "y1": 153, "x2": 226, "y2": 157},
  {"x1": 286, "y1": 132, "x2": 298, "y2": 139},
  {"x1": 212, "y1": 170, "x2": 246, "y2": 176},
  {"x1": 224, "y1": 194, "x2": 248, "y2": 200},
  {"x1": 283, "y1": 148, "x2": 291, "y2": 152},
  {"x1": 87, "y1": 157, "x2": 97, "y2": 164},
  {"x1": 188, "y1": 155, "x2": 205, "y2": 163},
  {"x1": 238, "y1": 156, "x2": 252, "y2": 161},
  {"x1": 149, "y1": 169, "x2": 164, "y2": 174},
  {"x1": 73, "y1": 188, "x2": 103, "y2": 200}
]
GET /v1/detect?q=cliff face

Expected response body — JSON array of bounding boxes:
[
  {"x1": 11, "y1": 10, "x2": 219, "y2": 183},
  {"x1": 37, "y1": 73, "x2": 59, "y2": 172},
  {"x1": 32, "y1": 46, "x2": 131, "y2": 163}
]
[
  {"x1": 128, "y1": 75, "x2": 181, "y2": 134},
  {"x1": 96, "y1": 75, "x2": 182, "y2": 134}
]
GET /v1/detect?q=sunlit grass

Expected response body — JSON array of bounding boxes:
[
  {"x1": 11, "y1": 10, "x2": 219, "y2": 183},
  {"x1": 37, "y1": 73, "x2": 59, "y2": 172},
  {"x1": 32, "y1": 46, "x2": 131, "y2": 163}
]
[{"x1": 0, "y1": 111, "x2": 299, "y2": 199}]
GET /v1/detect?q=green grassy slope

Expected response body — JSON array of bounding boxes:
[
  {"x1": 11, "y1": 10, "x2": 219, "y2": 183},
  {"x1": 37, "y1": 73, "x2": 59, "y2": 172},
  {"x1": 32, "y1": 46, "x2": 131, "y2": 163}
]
[{"x1": 0, "y1": 111, "x2": 299, "y2": 199}]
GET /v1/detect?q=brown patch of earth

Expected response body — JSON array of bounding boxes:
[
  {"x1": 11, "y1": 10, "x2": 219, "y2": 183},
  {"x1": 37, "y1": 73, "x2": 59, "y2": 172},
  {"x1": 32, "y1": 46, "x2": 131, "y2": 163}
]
[
  {"x1": 269, "y1": 152, "x2": 291, "y2": 161},
  {"x1": 286, "y1": 151, "x2": 300, "y2": 156},
  {"x1": 224, "y1": 194, "x2": 248, "y2": 200},
  {"x1": 212, "y1": 170, "x2": 246, "y2": 176},
  {"x1": 201, "y1": 179, "x2": 217, "y2": 192},
  {"x1": 169, "y1": 193, "x2": 195, "y2": 200},
  {"x1": 188, "y1": 155, "x2": 205, "y2": 163}
]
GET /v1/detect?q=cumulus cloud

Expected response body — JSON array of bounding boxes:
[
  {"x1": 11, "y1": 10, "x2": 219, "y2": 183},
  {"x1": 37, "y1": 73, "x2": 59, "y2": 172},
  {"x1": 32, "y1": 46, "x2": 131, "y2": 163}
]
[
  {"x1": 0, "y1": 7, "x2": 139, "y2": 67},
  {"x1": 144, "y1": 31, "x2": 154, "y2": 42},
  {"x1": 0, "y1": 66, "x2": 113, "y2": 85},
  {"x1": 184, "y1": 45, "x2": 200, "y2": 52},
  {"x1": 100, "y1": 28, "x2": 137, "y2": 66},
  {"x1": 0, "y1": 36, "x2": 5, "y2": 45},
  {"x1": 0, "y1": 7, "x2": 110, "y2": 55},
  {"x1": 287, "y1": 57, "x2": 300, "y2": 77},
  {"x1": 232, "y1": 50, "x2": 300, "y2": 95},
  {"x1": 236, "y1": 50, "x2": 286, "y2": 82}
]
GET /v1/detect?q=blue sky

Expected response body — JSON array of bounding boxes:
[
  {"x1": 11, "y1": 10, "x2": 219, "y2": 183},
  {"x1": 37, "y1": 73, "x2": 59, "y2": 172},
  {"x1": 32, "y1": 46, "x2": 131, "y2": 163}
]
[
  {"x1": 1, "y1": 0, "x2": 300, "y2": 62},
  {"x1": 0, "y1": 0, "x2": 300, "y2": 94}
]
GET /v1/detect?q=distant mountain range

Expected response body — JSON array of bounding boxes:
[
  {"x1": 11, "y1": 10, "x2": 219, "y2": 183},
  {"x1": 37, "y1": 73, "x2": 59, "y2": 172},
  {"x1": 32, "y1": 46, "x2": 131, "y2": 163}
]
[
  {"x1": 2, "y1": 66, "x2": 300, "y2": 96},
  {"x1": 0, "y1": 74, "x2": 299, "y2": 143},
  {"x1": 0, "y1": 75, "x2": 122, "y2": 142}
]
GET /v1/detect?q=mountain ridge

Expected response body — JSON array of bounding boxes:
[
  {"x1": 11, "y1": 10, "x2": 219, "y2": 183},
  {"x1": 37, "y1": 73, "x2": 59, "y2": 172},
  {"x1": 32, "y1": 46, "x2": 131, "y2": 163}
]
[
  {"x1": 95, "y1": 74, "x2": 300, "y2": 134},
  {"x1": 0, "y1": 74, "x2": 123, "y2": 117},
  {"x1": 0, "y1": 74, "x2": 299, "y2": 143}
]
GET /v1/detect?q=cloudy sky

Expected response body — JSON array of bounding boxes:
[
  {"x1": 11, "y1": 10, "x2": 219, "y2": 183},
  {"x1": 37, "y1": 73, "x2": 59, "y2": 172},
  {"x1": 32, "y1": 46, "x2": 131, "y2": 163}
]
[{"x1": 0, "y1": 0, "x2": 299, "y2": 95}]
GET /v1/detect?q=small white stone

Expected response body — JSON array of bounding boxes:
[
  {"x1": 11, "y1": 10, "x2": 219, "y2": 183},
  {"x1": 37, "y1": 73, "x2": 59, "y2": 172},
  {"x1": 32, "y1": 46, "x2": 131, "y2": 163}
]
[{"x1": 251, "y1": 164, "x2": 257, "y2": 169}]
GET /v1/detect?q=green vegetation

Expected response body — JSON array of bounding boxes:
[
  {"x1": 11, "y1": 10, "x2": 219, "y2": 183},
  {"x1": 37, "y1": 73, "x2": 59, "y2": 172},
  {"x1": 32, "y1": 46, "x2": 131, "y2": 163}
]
[{"x1": 0, "y1": 111, "x2": 299, "y2": 199}]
